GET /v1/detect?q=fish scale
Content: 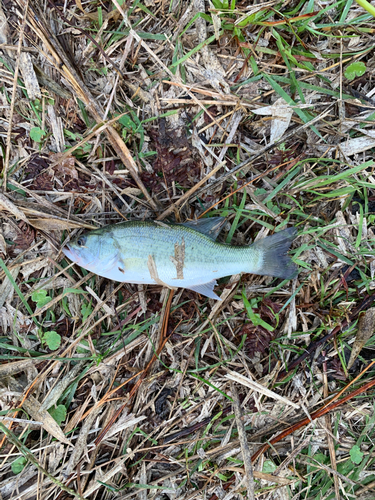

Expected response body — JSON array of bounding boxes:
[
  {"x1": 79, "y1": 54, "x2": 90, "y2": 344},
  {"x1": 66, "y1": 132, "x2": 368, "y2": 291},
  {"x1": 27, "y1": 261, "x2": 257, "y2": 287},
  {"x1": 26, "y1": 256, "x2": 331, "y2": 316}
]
[{"x1": 63, "y1": 218, "x2": 297, "y2": 300}]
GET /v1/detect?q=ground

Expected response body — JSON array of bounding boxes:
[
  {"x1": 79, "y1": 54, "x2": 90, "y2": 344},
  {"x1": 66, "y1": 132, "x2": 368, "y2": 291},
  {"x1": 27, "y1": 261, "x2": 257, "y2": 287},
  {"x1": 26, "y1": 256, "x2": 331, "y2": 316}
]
[{"x1": 0, "y1": 0, "x2": 375, "y2": 499}]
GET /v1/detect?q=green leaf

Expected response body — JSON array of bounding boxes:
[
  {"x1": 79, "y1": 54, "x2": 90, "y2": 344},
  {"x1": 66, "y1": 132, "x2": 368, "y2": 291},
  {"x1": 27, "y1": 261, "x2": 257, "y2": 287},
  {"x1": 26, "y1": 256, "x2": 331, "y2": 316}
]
[
  {"x1": 353, "y1": 0, "x2": 375, "y2": 19},
  {"x1": 237, "y1": 13, "x2": 258, "y2": 27},
  {"x1": 62, "y1": 288, "x2": 87, "y2": 296},
  {"x1": 31, "y1": 290, "x2": 52, "y2": 309},
  {"x1": 344, "y1": 61, "x2": 366, "y2": 81},
  {"x1": 76, "y1": 339, "x2": 90, "y2": 354},
  {"x1": 350, "y1": 444, "x2": 363, "y2": 464},
  {"x1": 48, "y1": 404, "x2": 67, "y2": 425},
  {"x1": 11, "y1": 456, "x2": 27, "y2": 474},
  {"x1": 43, "y1": 331, "x2": 61, "y2": 350},
  {"x1": 242, "y1": 293, "x2": 274, "y2": 331},
  {"x1": 262, "y1": 459, "x2": 277, "y2": 473},
  {"x1": 254, "y1": 188, "x2": 268, "y2": 196},
  {"x1": 118, "y1": 114, "x2": 136, "y2": 131},
  {"x1": 211, "y1": 0, "x2": 227, "y2": 7},
  {"x1": 81, "y1": 301, "x2": 93, "y2": 322},
  {"x1": 30, "y1": 127, "x2": 45, "y2": 142},
  {"x1": 215, "y1": 472, "x2": 229, "y2": 480},
  {"x1": 266, "y1": 201, "x2": 281, "y2": 215}
]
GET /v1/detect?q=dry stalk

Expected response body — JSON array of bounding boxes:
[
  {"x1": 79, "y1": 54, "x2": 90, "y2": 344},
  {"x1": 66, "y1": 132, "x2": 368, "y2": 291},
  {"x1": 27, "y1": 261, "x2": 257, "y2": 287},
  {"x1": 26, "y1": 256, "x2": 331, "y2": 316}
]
[{"x1": 230, "y1": 382, "x2": 255, "y2": 500}]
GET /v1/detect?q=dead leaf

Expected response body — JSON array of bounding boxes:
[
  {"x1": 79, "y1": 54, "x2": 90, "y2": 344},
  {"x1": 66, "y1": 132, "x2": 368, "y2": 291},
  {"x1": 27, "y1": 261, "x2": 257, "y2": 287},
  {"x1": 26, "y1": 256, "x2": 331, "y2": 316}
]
[
  {"x1": 194, "y1": 0, "x2": 229, "y2": 93},
  {"x1": 225, "y1": 371, "x2": 300, "y2": 409},
  {"x1": 19, "y1": 52, "x2": 41, "y2": 100},
  {"x1": 64, "y1": 406, "x2": 102, "y2": 475},
  {"x1": 0, "y1": 193, "x2": 29, "y2": 223},
  {"x1": 209, "y1": 0, "x2": 221, "y2": 40},
  {"x1": 41, "y1": 361, "x2": 85, "y2": 410},
  {"x1": 251, "y1": 98, "x2": 293, "y2": 144},
  {"x1": 51, "y1": 152, "x2": 78, "y2": 179},
  {"x1": 340, "y1": 136, "x2": 375, "y2": 156},
  {"x1": 0, "y1": 264, "x2": 20, "y2": 309},
  {"x1": 20, "y1": 257, "x2": 49, "y2": 281},
  {"x1": 0, "y1": 5, "x2": 9, "y2": 45},
  {"x1": 120, "y1": 187, "x2": 142, "y2": 196},
  {"x1": 14, "y1": 221, "x2": 35, "y2": 250},
  {"x1": 243, "y1": 298, "x2": 282, "y2": 358},
  {"x1": 27, "y1": 399, "x2": 71, "y2": 445},
  {"x1": 348, "y1": 308, "x2": 375, "y2": 369},
  {"x1": 84, "y1": 9, "x2": 120, "y2": 22},
  {"x1": 29, "y1": 218, "x2": 91, "y2": 231},
  {"x1": 75, "y1": 0, "x2": 84, "y2": 11},
  {"x1": 0, "y1": 303, "x2": 38, "y2": 337}
]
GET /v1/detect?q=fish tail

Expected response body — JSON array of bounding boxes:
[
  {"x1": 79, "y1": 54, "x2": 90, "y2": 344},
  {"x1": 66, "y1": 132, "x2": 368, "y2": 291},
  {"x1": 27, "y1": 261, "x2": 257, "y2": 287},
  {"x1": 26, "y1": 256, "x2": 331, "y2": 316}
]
[{"x1": 251, "y1": 227, "x2": 298, "y2": 280}]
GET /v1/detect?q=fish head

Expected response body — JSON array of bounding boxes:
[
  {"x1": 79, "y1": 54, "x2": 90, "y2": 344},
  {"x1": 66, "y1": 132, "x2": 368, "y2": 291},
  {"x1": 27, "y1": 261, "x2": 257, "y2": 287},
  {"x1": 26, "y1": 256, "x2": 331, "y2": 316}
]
[{"x1": 63, "y1": 232, "x2": 101, "y2": 269}]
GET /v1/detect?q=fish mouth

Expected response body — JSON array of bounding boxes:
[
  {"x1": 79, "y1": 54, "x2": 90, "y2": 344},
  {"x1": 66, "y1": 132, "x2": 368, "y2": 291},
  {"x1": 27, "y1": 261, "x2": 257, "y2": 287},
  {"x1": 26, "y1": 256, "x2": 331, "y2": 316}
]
[
  {"x1": 62, "y1": 244, "x2": 78, "y2": 263},
  {"x1": 62, "y1": 245, "x2": 96, "y2": 268}
]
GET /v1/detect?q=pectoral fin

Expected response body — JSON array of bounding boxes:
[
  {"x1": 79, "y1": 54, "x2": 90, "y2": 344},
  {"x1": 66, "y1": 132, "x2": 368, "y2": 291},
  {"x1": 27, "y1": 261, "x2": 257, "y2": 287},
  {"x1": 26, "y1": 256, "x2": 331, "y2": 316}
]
[{"x1": 187, "y1": 281, "x2": 221, "y2": 300}]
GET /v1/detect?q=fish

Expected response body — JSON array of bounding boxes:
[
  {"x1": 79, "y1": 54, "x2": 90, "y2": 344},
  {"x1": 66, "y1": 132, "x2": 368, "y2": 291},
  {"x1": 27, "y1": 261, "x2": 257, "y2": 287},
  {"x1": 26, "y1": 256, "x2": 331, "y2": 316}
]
[{"x1": 62, "y1": 218, "x2": 298, "y2": 300}]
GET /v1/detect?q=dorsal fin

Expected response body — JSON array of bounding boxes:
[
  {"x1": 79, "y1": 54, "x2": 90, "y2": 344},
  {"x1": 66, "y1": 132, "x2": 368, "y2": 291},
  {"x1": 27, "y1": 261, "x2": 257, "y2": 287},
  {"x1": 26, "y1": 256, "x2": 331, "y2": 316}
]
[{"x1": 180, "y1": 217, "x2": 226, "y2": 241}]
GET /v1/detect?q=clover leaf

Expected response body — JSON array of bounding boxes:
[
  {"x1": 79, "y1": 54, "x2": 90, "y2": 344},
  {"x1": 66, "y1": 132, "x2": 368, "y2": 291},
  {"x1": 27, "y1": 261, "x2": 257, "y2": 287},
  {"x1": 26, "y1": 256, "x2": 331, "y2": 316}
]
[
  {"x1": 345, "y1": 62, "x2": 366, "y2": 81},
  {"x1": 49, "y1": 404, "x2": 67, "y2": 425},
  {"x1": 30, "y1": 127, "x2": 45, "y2": 142},
  {"x1": 43, "y1": 330, "x2": 61, "y2": 350},
  {"x1": 350, "y1": 444, "x2": 363, "y2": 464},
  {"x1": 31, "y1": 290, "x2": 52, "y2": 309},
  {"x1": 11, "y1": 457, "x2": 27, "y2": 474}
]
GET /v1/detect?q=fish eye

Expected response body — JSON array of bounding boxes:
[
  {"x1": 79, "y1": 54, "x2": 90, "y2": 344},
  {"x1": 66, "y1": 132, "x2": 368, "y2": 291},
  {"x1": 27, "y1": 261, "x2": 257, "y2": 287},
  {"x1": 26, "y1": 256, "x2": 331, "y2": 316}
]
[{"x1": 77, "y1": 236, "x2": 86, "y2": 247}]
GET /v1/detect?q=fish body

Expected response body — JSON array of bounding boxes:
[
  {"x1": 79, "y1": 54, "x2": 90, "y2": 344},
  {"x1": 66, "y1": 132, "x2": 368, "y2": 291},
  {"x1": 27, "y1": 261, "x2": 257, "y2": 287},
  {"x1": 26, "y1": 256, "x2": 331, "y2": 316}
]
[{"x1": 63, "y1": 218, "x2": 297, "y2": 299}]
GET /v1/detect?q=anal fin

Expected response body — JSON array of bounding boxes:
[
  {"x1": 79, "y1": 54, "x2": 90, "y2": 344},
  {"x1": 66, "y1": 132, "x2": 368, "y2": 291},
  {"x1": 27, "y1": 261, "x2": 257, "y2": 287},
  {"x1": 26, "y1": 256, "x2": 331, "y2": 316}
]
[{"x1": 187, "y1": 280, "x2": 221, "y2": 300}]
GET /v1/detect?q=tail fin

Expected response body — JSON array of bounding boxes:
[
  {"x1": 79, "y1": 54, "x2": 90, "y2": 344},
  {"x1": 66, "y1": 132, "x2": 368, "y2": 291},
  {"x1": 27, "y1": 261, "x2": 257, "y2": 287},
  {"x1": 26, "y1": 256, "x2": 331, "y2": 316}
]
[{"x1": 251, "y1": 227, "x2": 298, "y2": 280}]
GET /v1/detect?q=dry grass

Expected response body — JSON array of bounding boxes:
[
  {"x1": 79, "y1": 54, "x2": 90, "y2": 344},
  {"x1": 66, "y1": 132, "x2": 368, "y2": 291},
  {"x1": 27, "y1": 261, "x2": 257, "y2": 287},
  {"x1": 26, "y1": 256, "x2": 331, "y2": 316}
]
[{"x1": 0, "y1": 0, "x2": 375, "y2": 498}]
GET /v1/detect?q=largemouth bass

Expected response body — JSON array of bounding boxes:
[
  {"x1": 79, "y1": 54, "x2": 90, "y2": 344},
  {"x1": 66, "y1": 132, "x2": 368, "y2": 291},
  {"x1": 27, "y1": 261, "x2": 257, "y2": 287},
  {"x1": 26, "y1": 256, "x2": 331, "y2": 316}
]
[{"x1": 63, "y1": 218, "x2": 297, "y2": 300}]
